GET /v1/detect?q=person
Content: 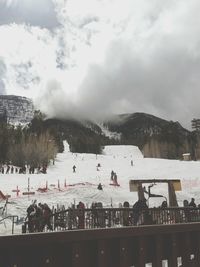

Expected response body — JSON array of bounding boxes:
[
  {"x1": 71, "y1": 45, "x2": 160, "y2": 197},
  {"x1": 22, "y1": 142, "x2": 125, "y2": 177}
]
[
  {"x1": 131, "y1": 160, "x2": 133, "y2": 166},
  {"x1": 189, "y1": 198, "x2": 196, "y2": 208},
  {"x1": 26, "y1": 204, "x2": 37, "y2": 233},
  {"x1": 41, "y1": 203, "x2": 53, "y2": 231},
  {"x1": 110, "y1": 170, "x2": 114, "y2": 181},
  {"x1": 123, "y1": 201, "x2": 130, "y2": 226},
  {"x1": 97, "y1": 183, "x2": 103, "y2": 190},
  {"x1": 35, "y1": 203, "x2": 43, "y2": 232},
  {"x1": 96, "y1": 202, "x2": 105, "y2": 228},
  {"x1": 77, "y1": 201, "x2": 85, "y2": 229},
  {"x1": 11, "y1": 166, "x2": 14, "y2": 174},
  {"x1": 6, "y1": 165, "x2": 10, "y2": 174},
  {"x1": 161, "y1": 201, "x2": 168, "y2": 208},
  {"x1": 113, "y1": 173, "x2": 118, "y2": 185},
  {"x1": 132, "y1": 199, "x2": 148, "y2": 226},
  {"x1": 73, "y1": 165, "x2": 76, "y2": 173},
  {"x1": 183, "y1": 199, "x2": 191, "y2": 222}
]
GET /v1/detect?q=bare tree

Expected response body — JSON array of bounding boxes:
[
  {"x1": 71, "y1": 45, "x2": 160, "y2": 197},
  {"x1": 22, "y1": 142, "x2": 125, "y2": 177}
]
[{"x1": 8, "y1": 131, "x2": 58, "y2": 167}]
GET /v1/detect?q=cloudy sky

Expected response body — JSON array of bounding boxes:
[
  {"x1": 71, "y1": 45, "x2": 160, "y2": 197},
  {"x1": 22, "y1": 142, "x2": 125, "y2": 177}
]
[{"x1": 0, "y1": 0, "x2": 200, "y2": 128}]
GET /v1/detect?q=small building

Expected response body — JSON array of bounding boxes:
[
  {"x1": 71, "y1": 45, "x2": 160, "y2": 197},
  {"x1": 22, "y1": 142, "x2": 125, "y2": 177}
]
[{"x1": 182, "y1": 153, "x2": 191, "y2": 161}]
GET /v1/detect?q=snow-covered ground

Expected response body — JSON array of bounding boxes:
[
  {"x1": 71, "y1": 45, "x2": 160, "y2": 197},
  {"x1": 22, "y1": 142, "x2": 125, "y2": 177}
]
[{"x1": 1, "y1": 141, "x2": 200, "y2": 235}]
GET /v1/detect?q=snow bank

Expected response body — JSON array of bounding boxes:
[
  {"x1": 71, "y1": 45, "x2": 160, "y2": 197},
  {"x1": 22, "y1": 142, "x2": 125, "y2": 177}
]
[{"x1": 102, "y1": 145, "x2": 143, "y2": 159}]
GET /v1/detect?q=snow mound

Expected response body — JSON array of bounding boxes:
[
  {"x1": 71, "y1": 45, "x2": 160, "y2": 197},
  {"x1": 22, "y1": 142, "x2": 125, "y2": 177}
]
[{"x1": 102, "y1": 145, "x2": 143, "y2": 159}]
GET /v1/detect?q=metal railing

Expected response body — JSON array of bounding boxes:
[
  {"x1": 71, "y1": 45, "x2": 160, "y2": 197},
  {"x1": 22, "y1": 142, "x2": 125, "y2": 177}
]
[
  {"x1": 22, "y1": 207, "x2": 200, "y2": 234},
  {"x1": 0, "y1": 215, "x2": 19, "y2": 234}
]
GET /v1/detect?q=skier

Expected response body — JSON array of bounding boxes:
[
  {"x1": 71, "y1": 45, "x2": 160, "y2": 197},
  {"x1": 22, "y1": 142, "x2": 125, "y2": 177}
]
[
  {"x1": 110, "y1": 170, "x2": 114, "y2": 181},
  {"x1": 73, "y1": 165, "x2": 76, "y2": 173},
  {"x1": 131, "y1": 160, "x2": 133, "y2": 166},
  {"x1": 113, "y1": 173, "x2": 118, "y2": 185}
]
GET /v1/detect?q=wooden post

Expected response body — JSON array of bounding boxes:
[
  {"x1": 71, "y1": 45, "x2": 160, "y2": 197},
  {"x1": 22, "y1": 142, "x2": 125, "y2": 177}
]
[
  {"x1": 168, "y1": 182, "x2": 178, "y2": 207},
  {"x1": 154, "y1": 235, "x2": 163, "y2": 267},
  {"x1": 72, "y1": 242, "x2": 83, "y2": 267},
  {"x1": 138, "y1": 236, "x2": 146, "y2": 267},
  {"x1": 168, "y1": 234, "x2": 178, "y2": 267},
  {"x1": 120, "y1": 239, "x2": 130, "y2": 267},
  {"x1": 138, "y1": 183, "x2": 145, "y2": 201},
  {"x1": 98, "y1": 240, "x2": 108, "y2": 267},
  {"x1": 181, "y1": 232, "x2": 191, "y2": 266}
]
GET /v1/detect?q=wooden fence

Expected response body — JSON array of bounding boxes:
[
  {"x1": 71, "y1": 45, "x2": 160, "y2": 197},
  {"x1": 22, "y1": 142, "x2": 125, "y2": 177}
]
[{"x1": 1, "y1": 222, "x2": 200, "y2": 266}]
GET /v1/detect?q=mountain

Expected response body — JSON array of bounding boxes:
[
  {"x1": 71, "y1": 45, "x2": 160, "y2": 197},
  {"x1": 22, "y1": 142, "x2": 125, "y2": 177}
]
[
  {"x1": 0, "y1": 95, "x2": 197, "y2": 160},
  {"x1": 103, "y1": 113, "x2": 194, "y2": 159},
  {"x1": 0, "y1": 95, "x2": 34, "y2": 124}
]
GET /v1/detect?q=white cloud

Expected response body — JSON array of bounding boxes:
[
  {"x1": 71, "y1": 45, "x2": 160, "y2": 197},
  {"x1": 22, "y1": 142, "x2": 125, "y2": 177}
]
[{"x1": 1, "y1": 0, "x2": 200, "y2": 128}]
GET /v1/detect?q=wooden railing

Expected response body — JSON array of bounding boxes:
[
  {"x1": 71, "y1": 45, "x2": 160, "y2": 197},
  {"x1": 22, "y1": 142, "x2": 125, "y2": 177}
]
[{"x1": 0, "y1": 222, "x2": 200, "y2": 266}]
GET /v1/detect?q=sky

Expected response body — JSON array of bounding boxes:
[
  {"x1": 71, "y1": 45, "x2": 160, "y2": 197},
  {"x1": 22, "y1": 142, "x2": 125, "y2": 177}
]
[{"x1": 0, "y1": 0, "x2": 200, "y2": 128}]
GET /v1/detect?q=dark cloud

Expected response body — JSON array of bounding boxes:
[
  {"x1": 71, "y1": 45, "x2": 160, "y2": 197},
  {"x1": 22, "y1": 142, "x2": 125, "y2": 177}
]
[{"x1": 0, "y1": 0, "x2": 59, "y2": 29}]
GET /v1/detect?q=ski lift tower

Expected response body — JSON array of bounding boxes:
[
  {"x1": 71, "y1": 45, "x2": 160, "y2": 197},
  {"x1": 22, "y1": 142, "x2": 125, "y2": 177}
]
[{"x1": 129, "y1": 179, "x2": 182, "y2": 207}]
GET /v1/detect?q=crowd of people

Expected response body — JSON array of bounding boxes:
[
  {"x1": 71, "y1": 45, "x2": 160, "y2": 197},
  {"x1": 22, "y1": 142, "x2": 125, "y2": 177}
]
[
  {"x1": 24, "y1": 197, "x2": 200, "y2": 233},
  {"x1": 25, "y1": 202, "x2": 52, "y2": 233},
  {"x1": 0, "y1": 164, "x2": 47, "y2": 174}
]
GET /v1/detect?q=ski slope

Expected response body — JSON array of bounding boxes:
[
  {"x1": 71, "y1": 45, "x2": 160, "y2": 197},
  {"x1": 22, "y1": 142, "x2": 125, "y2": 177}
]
[{"x1": 1, "y1": 141, "x2": 200, "y2": 235}]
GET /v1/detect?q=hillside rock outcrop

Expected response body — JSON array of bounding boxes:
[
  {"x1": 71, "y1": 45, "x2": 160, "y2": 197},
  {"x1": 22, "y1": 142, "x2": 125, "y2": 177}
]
[{"x1": 0, "y1": 95, "x2": 34, "y2": 124}]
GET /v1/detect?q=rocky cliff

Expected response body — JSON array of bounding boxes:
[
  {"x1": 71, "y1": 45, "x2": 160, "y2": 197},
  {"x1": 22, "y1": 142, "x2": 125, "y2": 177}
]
[{"x1": 0, "y1": 95, "x2": 34, "y2": 124}]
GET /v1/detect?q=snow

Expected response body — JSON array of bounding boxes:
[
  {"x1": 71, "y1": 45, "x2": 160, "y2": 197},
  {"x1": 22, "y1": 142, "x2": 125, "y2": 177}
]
[{"x1": 1, "y1": 141, "x2": 200, "y2": 235}]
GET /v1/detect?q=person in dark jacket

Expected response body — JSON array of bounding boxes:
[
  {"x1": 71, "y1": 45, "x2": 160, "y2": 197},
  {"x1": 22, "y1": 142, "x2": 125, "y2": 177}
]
[
  {"x1": 97, "y1": 183, "x2": 103, "y2": 190},
  {"x1": 132, "y1": 199, "x2": 148, "y2": 225},
  {"x1": 189, "y1": 198, "x2": 196, "y2": 208}
]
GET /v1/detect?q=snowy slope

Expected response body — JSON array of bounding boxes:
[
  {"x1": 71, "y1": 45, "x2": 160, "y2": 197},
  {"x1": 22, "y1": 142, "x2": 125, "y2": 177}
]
[{"x1": 1, "y1": 141, "x2": 200, "y2": 235}]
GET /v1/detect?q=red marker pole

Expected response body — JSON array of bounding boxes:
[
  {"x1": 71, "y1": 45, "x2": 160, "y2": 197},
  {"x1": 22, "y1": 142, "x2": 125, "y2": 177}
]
[
  {"x1": 64, "y1": 179, "x2": 67, "y2": 188},
  {"x1": 46, "y1": 181, "x2": 48, "y2": 190}
]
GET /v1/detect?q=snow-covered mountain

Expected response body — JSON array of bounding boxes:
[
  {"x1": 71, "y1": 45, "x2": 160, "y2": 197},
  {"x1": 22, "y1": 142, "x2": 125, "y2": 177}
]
[
  {"x1": 0, "y1": 95, "x2": 197, "y2": 160},
  {"x1": 0, "y1": 95, "x2": 34, "y2": 124}
]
